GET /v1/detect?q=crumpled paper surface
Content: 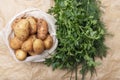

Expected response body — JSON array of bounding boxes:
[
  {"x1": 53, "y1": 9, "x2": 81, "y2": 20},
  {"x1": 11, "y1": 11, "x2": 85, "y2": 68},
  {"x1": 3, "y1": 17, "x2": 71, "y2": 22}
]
[{"x1": 0, "y1": 0, "x2": 120, "y2": 80}]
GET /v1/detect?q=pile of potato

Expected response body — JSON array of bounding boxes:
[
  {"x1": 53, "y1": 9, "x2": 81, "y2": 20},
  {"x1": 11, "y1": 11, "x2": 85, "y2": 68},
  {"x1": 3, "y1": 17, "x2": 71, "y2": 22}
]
[{"x1": 9, "y1": 16, "x2": 53, "y2": 61}]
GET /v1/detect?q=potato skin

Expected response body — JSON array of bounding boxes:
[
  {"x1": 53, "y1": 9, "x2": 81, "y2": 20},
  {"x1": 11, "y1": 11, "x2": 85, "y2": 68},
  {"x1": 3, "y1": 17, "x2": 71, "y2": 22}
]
[
  {"x1": 21, "y1": 38, "x2": 33, "y2": 52},
  {"x1": 28, "y1": 51, "x2": 38, "y2": 56},
  {"x1": 9, "y1": 37, "x2": 23, "y2": 50},
  {"x1": 15, "y1": 49, "x2": 27, "y2": 61},
  {"x1": 33, "y1": 39, "x2": 44, "y2": 54},
  {"x1": 27, "y1": 17, "x2": 37, "y2": 34},
  {"x1": 12, "y1": 18, "x2": 21, "y2": 29},
  {"x1": 37, "y1": 19, "x2": 48, "y2": 40},
  {"x1": 13, "y1": 19, "x2": 30, "y2": 41},
  {"x1": 44, "y1": 35, "x2": 53, "y2": 49},
  {"x1": 28, "y1": 35, "x2": 37, "y2": 42}
]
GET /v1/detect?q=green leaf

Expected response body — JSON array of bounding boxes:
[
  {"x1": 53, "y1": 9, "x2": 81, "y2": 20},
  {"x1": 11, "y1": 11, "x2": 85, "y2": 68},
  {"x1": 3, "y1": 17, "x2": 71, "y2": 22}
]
[{"x1": 45, "y1": 0, "x2": 107, "y2": 80}]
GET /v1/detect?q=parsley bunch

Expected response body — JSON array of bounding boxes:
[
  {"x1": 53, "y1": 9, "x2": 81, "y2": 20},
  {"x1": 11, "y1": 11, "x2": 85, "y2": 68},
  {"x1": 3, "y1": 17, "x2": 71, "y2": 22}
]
[{"x1": 45, "y1": 0, "x2": 107, "y2": 80}]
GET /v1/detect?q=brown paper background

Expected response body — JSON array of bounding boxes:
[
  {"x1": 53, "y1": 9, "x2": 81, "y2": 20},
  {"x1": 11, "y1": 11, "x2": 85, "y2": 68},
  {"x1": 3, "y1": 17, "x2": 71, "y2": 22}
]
[{"x1": 0, "y1": 0, "x2": 120, "y2": 80}]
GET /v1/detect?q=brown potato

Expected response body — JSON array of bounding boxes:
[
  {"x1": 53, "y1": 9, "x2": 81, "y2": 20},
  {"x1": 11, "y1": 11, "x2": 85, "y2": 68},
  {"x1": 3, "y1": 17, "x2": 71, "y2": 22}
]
[
  {"x1": 12, "y1": 18, "x2": 21, "y2": 29},
  {"x1": 13, "y1": 19, "x2": 30, "y2": 41},
  {"x1": 15, "y1": 49, "x2": 27, "y2": 61},
  {"x1": 21, "y1": 38, "x2": 33, "y2": 52},
  {"x1": 28, "y1": 35, "x2": 37, "y2": 42},
  {"x1": 28, "y1": 51, "x2": 38, "y2": 56},
  {"x1": 9, "y1": 36, "x2": 23, "y2": 50},
  {"x1": 44, "y1": 35, "x2": 53, "y2": 49},
  {"x1": 33, "y1": 39, "x2": 44, "y2": 54},
  {"x1": 27, "y1": 17, "x2": 37, "y2": 34},
  {"x1": 37, "y1": 19, "x2": 48, "y2": 40}
]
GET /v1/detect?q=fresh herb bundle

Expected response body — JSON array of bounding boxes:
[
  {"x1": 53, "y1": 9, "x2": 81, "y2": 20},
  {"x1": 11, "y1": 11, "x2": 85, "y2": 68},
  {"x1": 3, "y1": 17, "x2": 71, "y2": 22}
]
[{"x1": 45, "y1": 0, "x2": 107, "y2": 80}]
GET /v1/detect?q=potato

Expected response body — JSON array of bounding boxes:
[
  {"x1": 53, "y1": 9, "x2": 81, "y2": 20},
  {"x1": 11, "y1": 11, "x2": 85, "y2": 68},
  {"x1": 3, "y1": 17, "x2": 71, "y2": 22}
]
[
  {"x1": 9, "y1": 36, "x2": 23, "y2": 50},
  {"x1": 15, "y1": 49, "x2": 27, "y2": 61},
  {"x1": 12, "y1": 18, "x2": 21, "y2": 29},
  {"x1": 28, "y1": 35, "x2": 37, "y2": 42},
  {"x1": 13, "y1": 19, "x2": 30, "y2": 41},
  {"x1": 28, "y1": 51, "x2": 38, "y2": 56},
  {"x1": 37, "y1": 19, "x2": 48, "y2": 40},
  {"x1": 33, "y1": 39, "x2": 44, "y2": 54},
  {"x1": 27, "y1": 17, "x2": 37, "y2": 34},
  {"x1": 21, "y1": 38, "x2": 33, "y2": 52},
  {"x1": 44, "y1": 35, "x2": 53, "y2": 49}
]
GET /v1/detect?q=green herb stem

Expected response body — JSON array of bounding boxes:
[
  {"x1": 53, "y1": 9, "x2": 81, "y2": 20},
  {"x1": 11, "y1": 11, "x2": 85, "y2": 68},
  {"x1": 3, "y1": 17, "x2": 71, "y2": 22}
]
[{"x1": 45, "y1": 0, "x2": 107, "y2": 80}]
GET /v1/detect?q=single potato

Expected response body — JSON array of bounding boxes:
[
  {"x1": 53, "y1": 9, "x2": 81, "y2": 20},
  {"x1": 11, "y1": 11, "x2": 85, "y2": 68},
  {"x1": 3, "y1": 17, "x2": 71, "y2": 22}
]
[
  {"x1": 9, "y1": 36, "x2": 23, "y2": 50},
  {"x1": 28, "y1": 51, "x2": 38, "y2": 56},
  {"x1": 27, "y1": 17, "x2": 37, "y2": 34},
  {"x1": 28, "y1": 35, "x2": 37, "y2": 42},
  {"x1": 37, "y1": 19, "x2": 48, "y2": 40},
  {"x1": 44, "y1": 35, "x2": 53, "y2": 49},
  {"x1": 12, "y1": 18, "x2": 21, "y2": 29},
  {"x1": 13, "y1": 19, "x2": 30, "y2": 41},
  {"x1": 33, "y1": 39, "x2": 44, "y2": 54},
  {"x1": 15, "y1": 49, "x2": 27, "y2": 61},
  {"x1": 21, "y1": 38, "x2": 33, "y2": 52}
]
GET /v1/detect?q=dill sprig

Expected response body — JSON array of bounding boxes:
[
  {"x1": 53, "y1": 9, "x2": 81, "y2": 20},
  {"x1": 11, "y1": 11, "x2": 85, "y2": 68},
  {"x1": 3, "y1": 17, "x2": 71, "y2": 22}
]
[{"x1": 45, "y1": 0, "x2": 107, "y2": 80}]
